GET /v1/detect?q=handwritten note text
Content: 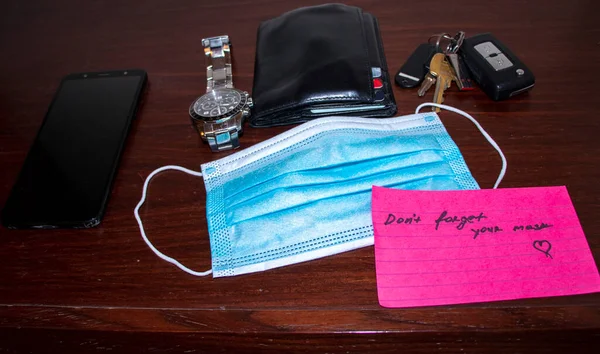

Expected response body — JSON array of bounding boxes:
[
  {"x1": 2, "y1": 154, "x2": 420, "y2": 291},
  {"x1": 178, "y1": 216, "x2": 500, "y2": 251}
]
[{"x1": 372, "y1": 186, "x2": 600, "y2": 308}]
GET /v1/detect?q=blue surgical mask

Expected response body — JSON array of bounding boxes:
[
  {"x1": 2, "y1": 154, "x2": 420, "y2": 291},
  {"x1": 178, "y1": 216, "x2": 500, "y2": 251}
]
[{"x1": 135, "y1": 104, "x2": 506, "y2": 277}]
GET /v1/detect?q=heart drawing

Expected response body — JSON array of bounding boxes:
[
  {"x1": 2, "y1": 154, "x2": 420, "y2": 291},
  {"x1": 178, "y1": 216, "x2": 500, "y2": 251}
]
[{"x1": 533, "y1": 240, "x2": 553, "y2": 259}]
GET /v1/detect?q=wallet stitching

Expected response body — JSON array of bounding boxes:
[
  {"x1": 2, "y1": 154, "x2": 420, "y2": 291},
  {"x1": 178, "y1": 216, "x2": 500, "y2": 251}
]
[
  {"x1": 371, "y1": 15, "x2": 387, "y2": 71},
  {"x1": 356, "y1": 7, "x2": 374, "y2": 102},
  {"x1": 254, "y1": 97, "x2": 362, "y2": 118},
  {"x1": 251, "y1": 103, "x2": 397, "y2": 124},
  {"x1": 370, "y1": 14, "x2": 395, "y2": 104},
  {"x1": 251, "y1": 101, "x2": 398, "y2": 126}
]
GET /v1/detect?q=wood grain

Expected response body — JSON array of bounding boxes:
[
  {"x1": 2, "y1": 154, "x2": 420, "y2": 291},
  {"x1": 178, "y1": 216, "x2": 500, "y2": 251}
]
[{"x1": 1, "y1": 0, "x2": 599, "y2": 352}]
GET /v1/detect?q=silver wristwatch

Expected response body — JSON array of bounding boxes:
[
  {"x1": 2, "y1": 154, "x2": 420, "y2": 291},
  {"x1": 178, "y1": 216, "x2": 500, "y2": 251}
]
[{"x1": 189, "y1": 35, "x2": 252, "y2": 152}]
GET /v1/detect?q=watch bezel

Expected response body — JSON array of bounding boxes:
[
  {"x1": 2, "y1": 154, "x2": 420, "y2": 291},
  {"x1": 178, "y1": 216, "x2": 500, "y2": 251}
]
[{"x1": 189, "y1": 88, "x2": 248, "y2": 122}]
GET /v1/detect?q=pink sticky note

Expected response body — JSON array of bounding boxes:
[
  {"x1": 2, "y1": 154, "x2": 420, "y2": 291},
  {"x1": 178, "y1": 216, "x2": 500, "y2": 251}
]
[{"x1": 372, "y1": 186, "x2": 600, "y2": 308}]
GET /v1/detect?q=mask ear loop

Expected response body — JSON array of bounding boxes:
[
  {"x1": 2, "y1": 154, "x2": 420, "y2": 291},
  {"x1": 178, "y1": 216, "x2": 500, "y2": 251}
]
[
  {"x1": 415, "y1": 103, "x2": 507, "y2": 189},
  {"x1": 134, "y1": 165, "x2": 213, "y2": 276}
]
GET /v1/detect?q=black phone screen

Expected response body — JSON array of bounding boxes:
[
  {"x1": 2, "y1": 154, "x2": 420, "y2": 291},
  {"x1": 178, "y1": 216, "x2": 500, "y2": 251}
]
[{"x1": 2, "y1": 70, "x2": 147, "y2": 228}]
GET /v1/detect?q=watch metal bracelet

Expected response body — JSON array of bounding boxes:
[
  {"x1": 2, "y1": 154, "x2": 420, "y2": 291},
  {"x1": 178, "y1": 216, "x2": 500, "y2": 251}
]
[
  {"x1": 200, "y1": 112, "x2": 243, "y2": 152},
  {"x1": 203, "y1": 35, "x2": 233, "y2": 92},
  {"x1": 206, "y1": 128, "x2": 241, "y2": 152}
]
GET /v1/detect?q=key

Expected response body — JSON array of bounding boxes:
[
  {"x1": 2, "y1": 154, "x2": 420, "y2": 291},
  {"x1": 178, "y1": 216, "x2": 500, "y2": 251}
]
[
  {"x1": 431, "y1": 59, "x2": 457, "y2": 112},
  {"x1": 417, "y1": 74, "x2": 436, "y2": 97},
  {"x1": 442, "y1": 31, "x2": 474, "y2": 91},
  {"x1": 446, "y1": 53, "x2": 474, "y2": 91},
  {"x1": 417, "y1": 53, "x2": 445, "y2": 97}
]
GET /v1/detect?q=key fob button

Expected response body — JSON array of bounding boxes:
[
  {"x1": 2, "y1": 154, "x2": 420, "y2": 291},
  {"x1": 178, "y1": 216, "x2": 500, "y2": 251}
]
[
  {"x1": 485, "y1": 53, "x2": 514, "y2": 71},
  {"x1": 474, "y1": 41, "x2": 501, "y2": 56}
]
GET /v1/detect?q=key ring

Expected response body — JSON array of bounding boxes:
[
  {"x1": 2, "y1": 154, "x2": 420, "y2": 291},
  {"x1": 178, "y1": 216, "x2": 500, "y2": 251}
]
[
  {"x1": 447, "y1": 31, "x2": 465, "y2": 54},
  {"x1": 428, "y1": 31, "x2": 465, "y2": 54},
  {"x1": 428, "y1": 33, "x2": 453, "y2": 53}
]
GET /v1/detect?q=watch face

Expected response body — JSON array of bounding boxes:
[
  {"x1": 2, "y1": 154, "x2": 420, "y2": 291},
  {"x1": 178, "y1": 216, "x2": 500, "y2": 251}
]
[{"x1": 192, "y1": 88, "x2": 243, "y2": 119}]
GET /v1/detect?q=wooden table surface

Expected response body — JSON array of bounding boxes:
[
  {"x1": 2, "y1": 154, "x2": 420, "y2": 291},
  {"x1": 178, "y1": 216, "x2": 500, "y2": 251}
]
[{"x1": 1, "y1": 0, "x2": 599, "y2": 352}]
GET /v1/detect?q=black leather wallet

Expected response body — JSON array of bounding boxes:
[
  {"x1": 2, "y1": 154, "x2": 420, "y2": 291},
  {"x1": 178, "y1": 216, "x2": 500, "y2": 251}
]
[{"x1": 250, "y1": 3, "x2": 397, "y2": 127}]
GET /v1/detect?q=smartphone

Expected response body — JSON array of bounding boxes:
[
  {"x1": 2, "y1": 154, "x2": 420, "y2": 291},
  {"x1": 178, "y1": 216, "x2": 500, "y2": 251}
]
[{"x1": 1, "y1": 69, "x2": 147, "y2": 229}]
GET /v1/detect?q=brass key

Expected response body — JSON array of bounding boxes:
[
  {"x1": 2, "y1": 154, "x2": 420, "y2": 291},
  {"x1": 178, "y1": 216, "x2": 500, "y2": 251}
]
[
  {"x1": 431, "y1": 58, "x2": 457, "y2": 112},
  {"x1": 417, "y1": 53, "x2": 445, "y2": 97}
]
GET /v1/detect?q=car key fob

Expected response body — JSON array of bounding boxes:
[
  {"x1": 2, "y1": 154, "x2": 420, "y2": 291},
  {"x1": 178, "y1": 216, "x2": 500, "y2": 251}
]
[
  {"x1": 459, "y1": 33, "x2": 535, "y2": 101},
  {"x1": 395, "y1": 43, "x2": 437, "y2": 88}
]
